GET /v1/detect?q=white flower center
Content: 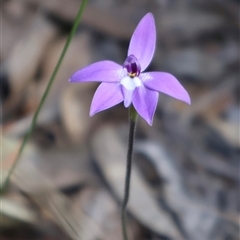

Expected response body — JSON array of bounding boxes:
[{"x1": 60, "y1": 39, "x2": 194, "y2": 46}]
[{"x1": 120, "y1": 76, "x2": 142, "y2": 90}]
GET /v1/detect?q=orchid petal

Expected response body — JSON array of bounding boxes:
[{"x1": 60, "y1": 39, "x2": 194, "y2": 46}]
[
  {"x1": 132, "y1": 86, "x2": 158, "y2": 126},
  {"x1": 69, "y1": 61, "x2": 122, "y2": 83},
  {"x1": 128, "y1": 13, "x2": 156, "y2": 72},
  {"x1": 142, "y1": 72, "x2": 191, "y2": 104},
  {"x1": 121, "y1": 86, "x2": 136, "y2": 108},
  {"x1": 90, "y1": 82, "x2": 123, "y2": 116}
]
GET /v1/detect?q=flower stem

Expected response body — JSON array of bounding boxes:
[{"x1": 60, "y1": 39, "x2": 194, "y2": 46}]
[
  {"x1": 1, "y1": 0, "x2": 88, "y2": 193},
  {"x1": 121, "y1": 105, "x2": 138, "y2": 240}
]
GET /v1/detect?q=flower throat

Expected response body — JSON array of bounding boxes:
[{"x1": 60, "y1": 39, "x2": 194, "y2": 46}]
[{"x1": 123, "y1": 55, "x2": 141, "y2": 78}]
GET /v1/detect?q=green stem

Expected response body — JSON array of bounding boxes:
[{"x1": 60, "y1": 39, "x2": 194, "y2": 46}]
[
  {"x1": 1, "y1": 0, "x2": 88, "y2": 192},
  {"x1": 121, "y1": 105, "x2": 138, "y2": 240}
]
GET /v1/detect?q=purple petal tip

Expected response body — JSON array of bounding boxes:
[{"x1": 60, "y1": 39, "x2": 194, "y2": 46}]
[
  {"x1": 186, "y1": 95, "x2": 191, "y2": 105},
  {"x1": 128, "y1": 12, "x2": 156, "y2": 72}
]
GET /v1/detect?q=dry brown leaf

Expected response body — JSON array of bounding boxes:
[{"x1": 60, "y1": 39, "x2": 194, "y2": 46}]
[
  {"x1": 3, "y1": 14, "x2": 58, "y2": 115},
  {"x1": 75, "y1": 188, "x2": 138, "y2": 240},
  {"x1": 0, "y1": 197, "x2": 37, "y2": 228},
  {"x1": 135, "y1": 141, "x2": 240, "y2": 240},
  {"x1": 60, "y1": 84, "x2": 96, "y2": 145},
  {"x1": 10, "y1": 146, "x2": 104, "y2": 240},
  {"x1": 91, "y1": 125, "x2": 183, "y2": 240}
]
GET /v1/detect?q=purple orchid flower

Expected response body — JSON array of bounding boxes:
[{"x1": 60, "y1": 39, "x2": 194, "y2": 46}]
[{"x1": 69, "y1": 13, "x2": 190, "y2": 125}]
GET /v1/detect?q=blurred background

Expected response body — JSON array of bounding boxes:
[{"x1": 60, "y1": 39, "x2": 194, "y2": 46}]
[{"x1": 1, "y1": 0, "x2": 239, "y2": 239}]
